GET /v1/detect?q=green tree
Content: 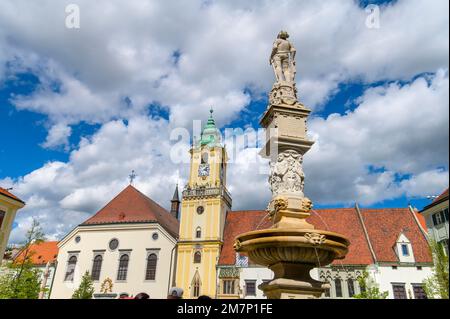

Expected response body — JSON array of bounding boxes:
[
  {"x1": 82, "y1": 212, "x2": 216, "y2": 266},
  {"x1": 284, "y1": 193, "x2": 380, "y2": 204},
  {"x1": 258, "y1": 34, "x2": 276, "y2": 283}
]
[
  {"x1": 353, "y1": 270, "x2": 389, "y2": 299},
  {"x1": 72, "y1": 271, "x2": 94, "y2": 299},
  {"x1": 423, "y1": 239, "x2": 449, "y2": 299},
  {"x1": 0, "y1": 218, "x2": 45, "y2": 299}
]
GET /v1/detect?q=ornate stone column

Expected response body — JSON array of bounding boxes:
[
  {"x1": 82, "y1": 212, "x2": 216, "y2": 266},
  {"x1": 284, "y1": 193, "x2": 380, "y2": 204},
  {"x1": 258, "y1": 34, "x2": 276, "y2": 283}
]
[
  {"x1": 234, "y1": 31, "x2": 349, "y2": 299},
  {"x1": 261, "y1": 84, "x2": 315, "y2": 230}
]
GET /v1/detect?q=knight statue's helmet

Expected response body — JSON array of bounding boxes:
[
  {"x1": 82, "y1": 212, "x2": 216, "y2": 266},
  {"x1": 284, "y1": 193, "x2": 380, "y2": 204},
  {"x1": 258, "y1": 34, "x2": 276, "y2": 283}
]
[{"x1": 277, "y1": 30, "x2": 289, "y2": 39}]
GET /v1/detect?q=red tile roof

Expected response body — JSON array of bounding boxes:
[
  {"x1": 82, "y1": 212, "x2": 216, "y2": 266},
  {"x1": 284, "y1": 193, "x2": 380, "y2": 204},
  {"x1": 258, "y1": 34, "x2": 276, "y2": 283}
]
[
  {"x1": 219, "y1": 210, "x2": 272, "y2": 265},
  {"x1": 415, "y1": 211, "x2": 428, "y2": 232},
  {"x1": 81, "y1": 185, "x2": 179, "y2": 238},
  {"x1": 360, "y1": 208, "x2": 431, "y2": 263},
  {"x1": 219, "y1": 207, "x2": 432, "y2": 266},
  {"x1": 0, "y1": 187, "x2": 25, "y2": 204},
  {"x1": 14, "y1": 241, "x2": 58, "y2": 266},
  {"x1": 308, "y1": 208, "x2": 374, "y2": 265}
]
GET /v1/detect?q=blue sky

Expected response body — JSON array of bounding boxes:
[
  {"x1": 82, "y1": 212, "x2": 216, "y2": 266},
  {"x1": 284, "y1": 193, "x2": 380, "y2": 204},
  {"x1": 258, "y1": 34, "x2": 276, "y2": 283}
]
[
  {"x1": 0, "y1": 72, "x2": 439, "y2": 211},
  {"x1": 0, "y1": 0, "x2": 448, "y2": 241}
]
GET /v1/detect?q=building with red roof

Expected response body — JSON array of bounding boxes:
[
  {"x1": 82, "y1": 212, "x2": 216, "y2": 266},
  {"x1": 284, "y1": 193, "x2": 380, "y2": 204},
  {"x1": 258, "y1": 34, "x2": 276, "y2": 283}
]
[
  {"x1": 50, "y1": 184, "x2": 180, "y2": 299},
  {"x1": 217, "y1": 205, "x2": 433, "y2": 299},
  {"x1": 13, "y1": 241, "x2": 59, "y2": 299}
]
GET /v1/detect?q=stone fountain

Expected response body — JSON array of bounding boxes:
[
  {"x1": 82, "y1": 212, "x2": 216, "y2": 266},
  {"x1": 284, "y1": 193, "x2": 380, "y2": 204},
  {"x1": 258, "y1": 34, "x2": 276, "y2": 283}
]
[{"x1": 234, "y1": 31, "x2": 350, "y2": 299}]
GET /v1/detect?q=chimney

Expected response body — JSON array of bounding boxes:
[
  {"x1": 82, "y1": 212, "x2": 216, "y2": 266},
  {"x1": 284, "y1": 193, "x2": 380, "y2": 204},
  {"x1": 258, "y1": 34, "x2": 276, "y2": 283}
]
[{"x1": 170, "y1": 184, "x2": 180, "y2": 220}]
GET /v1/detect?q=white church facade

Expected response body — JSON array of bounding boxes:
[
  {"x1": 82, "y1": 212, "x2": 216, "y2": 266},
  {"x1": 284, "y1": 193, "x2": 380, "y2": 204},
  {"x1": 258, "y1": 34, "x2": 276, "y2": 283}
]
[{"x1": 50, "y1": 185, "x2": 180, "y2": 299}]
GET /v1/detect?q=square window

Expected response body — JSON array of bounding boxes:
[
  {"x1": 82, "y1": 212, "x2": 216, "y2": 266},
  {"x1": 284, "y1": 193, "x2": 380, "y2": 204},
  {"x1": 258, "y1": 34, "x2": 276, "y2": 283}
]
[
  {"x1": 413, "y1": 285, "x2": 427, "y2": 299},
  {"x1": 392, "y1": 284, "x2": 407, "y2": 299},
  {"x1": 245, "y1": 280, "x2": 257, "y2": 296}
]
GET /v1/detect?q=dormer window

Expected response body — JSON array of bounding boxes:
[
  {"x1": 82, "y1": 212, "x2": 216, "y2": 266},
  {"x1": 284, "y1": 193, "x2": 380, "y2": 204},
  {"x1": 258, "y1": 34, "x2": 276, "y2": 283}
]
[{"x1": 395, "y1": 233, "x2": 415, "y2": 263}]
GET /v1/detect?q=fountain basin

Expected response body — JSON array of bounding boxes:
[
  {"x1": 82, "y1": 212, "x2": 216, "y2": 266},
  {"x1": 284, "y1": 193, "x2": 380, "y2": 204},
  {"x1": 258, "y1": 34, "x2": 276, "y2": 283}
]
[
  {"x1": 234, "y1": 228, "x2": 350, "y2": 299},
  {"x1": 234, "y1": 228, "x2": 349, "y2": 267}
]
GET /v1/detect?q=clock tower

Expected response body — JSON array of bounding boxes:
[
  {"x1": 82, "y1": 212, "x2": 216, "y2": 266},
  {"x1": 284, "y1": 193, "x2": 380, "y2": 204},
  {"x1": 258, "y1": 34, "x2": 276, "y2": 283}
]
[{"x1": 175, "y1": 109, "x2": 232, "y2": 298}]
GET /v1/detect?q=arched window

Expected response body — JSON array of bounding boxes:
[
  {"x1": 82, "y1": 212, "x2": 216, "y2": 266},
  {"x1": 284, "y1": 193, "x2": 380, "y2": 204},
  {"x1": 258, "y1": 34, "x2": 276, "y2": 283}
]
[
  {"x1": 91, "y1": 255, "x2": 103, "y2": 281},
  {"x1": 194, "y1": 251, "x2": 201, "y2": 264},
  {"x1": 145, "y1": 254, "x2": 158, "y2": 280},
  {"x1": 196, "y1": 227, "x2": 202, "y2": 239},
  {"x1": 64, "y1": 255, "x2": 77, "y2": 282},
  {"x1": 347, "y1": 278, "x2": 355, "y2": 297},
  {"x1": 335, "y1": 278, "x2": 342, "y2": 298},
  {"x1": 201, "y1": 153, "x2": 208, "y2": 164},
  {"x1": 192, "y1": 272, "x2": 201, "y2": 297},
  {"x1": 117, "y1": 254, "x2": 129, "y2": 281}
]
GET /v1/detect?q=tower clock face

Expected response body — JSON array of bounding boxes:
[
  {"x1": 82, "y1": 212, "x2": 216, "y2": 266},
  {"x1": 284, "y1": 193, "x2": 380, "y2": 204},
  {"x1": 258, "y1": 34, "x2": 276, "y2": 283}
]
[{"x1": 198, "y1": 164, "x2": 210, "y2": 177}]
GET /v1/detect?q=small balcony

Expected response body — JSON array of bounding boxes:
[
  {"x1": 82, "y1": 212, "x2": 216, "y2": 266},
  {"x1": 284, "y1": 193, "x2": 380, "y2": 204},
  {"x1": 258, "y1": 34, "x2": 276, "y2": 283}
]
[{"x1": 182, "y1": 186, "x2": 232, "y2": 206}]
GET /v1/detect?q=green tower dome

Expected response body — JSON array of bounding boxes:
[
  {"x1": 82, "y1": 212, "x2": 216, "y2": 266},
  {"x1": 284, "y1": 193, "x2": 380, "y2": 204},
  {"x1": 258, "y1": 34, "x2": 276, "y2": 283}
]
[{"x1": 200, "y1": 108, "x2": 221, "y2": 147}]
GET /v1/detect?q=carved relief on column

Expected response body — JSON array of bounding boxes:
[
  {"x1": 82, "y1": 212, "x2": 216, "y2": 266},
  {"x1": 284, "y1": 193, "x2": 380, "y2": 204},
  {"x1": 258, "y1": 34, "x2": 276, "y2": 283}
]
[
  {"x1": 269, "y1": 150, "x2": 305, "y2": 197},
  {"x1": 269, "y1": 83, "x2": 299, "y2": 106}
]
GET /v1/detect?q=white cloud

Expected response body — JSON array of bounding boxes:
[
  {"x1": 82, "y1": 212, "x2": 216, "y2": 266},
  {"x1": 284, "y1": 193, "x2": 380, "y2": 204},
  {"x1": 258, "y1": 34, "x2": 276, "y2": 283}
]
[
  {"x1": 41, "y1": 123, "x2": 72, "y2": 150},
  {"x1": 0, "y1": 0, "x2": 448, "y2": 138},
  {"x1": 304, "y1": 71, "x2": 449, "y2": 205},
  {"x1": 0, "y1": 0, "x2": 448, "y2": 242}
]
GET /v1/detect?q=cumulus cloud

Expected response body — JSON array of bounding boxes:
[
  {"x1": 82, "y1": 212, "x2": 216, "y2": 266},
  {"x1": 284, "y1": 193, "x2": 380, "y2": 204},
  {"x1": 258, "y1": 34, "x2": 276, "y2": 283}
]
[
  {"x1": 41, "y1": 123, "x2": 72, "y2": 150},
  {"x1": 304, "y1": 70, "x2": 449, "y2": 205},
  {"x1": 1, "y1": 0, "x2": 448, "y2": 139},
  {"x1": 0, "y1": 0, "x2": 448, "y2": 242},
  {"x1": 3, "y1": 116, "x2": 189, "y2": 242}
]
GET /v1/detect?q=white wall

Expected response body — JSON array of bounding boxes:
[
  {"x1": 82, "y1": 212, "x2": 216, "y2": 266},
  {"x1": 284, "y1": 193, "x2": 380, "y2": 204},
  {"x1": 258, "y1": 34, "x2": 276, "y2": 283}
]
[
  {"x1": 239, "y1": 267, "x2": 273, "y2": 299},
  {"x1": 51, "y1": 223, "x2": 176, "y2": 299},
  {"x1": 372, "y1": 265, "x2": 433, "y2": 299}
]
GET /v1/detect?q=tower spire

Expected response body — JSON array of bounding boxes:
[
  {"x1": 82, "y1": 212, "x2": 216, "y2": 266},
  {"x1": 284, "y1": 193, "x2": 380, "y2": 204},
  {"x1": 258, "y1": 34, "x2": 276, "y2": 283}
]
[{"x1": 170, "y1": 184, "x2": 180, "y2": 220}]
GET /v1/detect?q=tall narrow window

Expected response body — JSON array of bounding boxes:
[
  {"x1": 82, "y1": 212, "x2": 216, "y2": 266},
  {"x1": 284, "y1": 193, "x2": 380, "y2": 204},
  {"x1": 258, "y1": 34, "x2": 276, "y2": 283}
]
[
  {"x1": 0, "y1": 210, "x2": 6, "y2": 229},
  {"x1": 91, "y1": 255, "x2": 103, "y2": 281},
  {"x1": 64, "y1": 256, "x2": 77, "y2": 282},
  {"x1": 192, "y1": 272, "x2": 201, "y2": 297},
  {"x1": 401, "y1": 244, "x2": 409, "y2": 256},
  {"x1": 335, "y1": 279, "x2": 342, "y2": 297},
  {"x1": 194, "y1": 251, "x2": 201, "y2": 263},
  {"x1": 117, "y1": 254, "x2": 129, "y2": 281},
  {"x1": 223, "y1": 280, "x2": 235, "y2": 295},
  {"x1": 196, "y1": 227, "x2": 201, "y2": 239},
  {"x1": 347, "y1": 279, "x2": 355, "y2": 297},
  {"x1": 324, "y1": 284, "x2": 331, "y2": 297},
  {"x1": 145, "y1": 253, "x2": 158, "y2": 280},
  {"x1": 201, "y1": 153, "x2": 208, "y2": 164}
]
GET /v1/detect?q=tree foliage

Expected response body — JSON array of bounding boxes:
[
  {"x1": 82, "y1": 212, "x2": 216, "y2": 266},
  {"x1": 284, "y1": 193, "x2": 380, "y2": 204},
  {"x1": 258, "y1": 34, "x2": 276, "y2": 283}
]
[
  {"x1": 423, "y1": 239, "x2": 449, "y2": 299},
  {"x1": 0, "y1": 218, "x2": 45, "y2": 299},
  {"x1": 72, "y1": 271, "x2": 94, "y2": 299},
  {"x1": 353, "y1": 270, "x2": 389, "y2": 299}
]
